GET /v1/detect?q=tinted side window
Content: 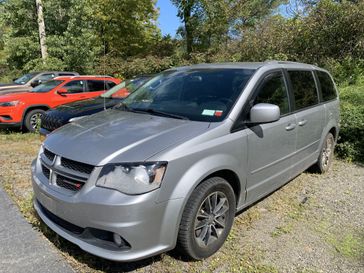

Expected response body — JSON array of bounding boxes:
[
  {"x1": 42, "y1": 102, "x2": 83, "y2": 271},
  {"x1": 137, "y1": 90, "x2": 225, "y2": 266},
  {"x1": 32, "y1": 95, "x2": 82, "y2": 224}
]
[
  {"x1": 87, "y1": 80, "x2": 108, "y2": 92},
  {"x1": 58, "y1": 73, "x2": 76, "y2": 76},
  {"x1": 317, "y1": 71, "x2": 337, "y2": 101},
  {"x1": 63, "y1": 80, "x2": 85, "y2": 93},
  {"x1": 37, "y1": 73, "x2": 55, "y2": 81},
  {"x1": 288, "y1": 70, "x2": 318, "y2": 110},
  {"x1": 255, "y1": 72, "x2": 289, "y2": 115},
  {"x1": 106, "y1": 81, "x2": 116, "y2": 89}
]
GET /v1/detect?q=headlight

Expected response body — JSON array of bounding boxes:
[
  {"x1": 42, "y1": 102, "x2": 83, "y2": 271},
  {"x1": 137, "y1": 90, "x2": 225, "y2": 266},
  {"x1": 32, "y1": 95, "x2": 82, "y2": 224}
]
[
  {"x1": 0, "y1": 100, "x2": 20, "y2": 107},
  {"x1": 96, "y1": 162, "x2": 167, "y2": 195}
]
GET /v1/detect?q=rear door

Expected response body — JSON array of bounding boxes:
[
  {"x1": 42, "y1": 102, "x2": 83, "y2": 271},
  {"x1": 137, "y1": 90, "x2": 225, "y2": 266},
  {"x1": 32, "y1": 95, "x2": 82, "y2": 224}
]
[
  {"x1": 84, "y1": 80, "x2": 111, "y2": 99},
  {"x1": 287, "y1": 70, "x2": 324, "y2": 172},
  {"x1": 246, "y1": 70, "x2": 296, "y2": 203}
]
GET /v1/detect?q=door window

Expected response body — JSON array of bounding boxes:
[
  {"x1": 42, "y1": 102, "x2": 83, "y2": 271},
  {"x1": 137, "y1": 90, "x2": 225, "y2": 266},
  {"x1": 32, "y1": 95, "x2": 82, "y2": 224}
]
[
  {"x1": 288, "y1": 71, "x2": 318, "y2": 110},
  {"x1": 58, "y1": 73, "x2": 76, "y2": 76},
  {"x1": 317, "y1": 71, "x2": 337, "y2": 101},
  {"x1": 106, "y1": 81, "x2": 116, "y2": 89},
  {"x1": 254, "y1": 71, "x2": 290, "y2": 115},
  {"x1": 37, "y1": 73, "x2": 55, "y2": 82},
  {"x1": 87, "y1": 80, "x2": 108, "y2": 92},
  {"x1": 63, "y1": 80, "x2": 85, "y2": 93}
]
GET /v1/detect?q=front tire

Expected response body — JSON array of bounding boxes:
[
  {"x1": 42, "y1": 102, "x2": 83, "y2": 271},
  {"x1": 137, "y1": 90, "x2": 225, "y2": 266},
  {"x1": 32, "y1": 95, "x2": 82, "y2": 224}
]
[
  {"x1": 24, "y1": 109, "x2": 45, "y2": 132},
  {"x1": 177, "y1": 177, "x2": 236, "y2": 260}
]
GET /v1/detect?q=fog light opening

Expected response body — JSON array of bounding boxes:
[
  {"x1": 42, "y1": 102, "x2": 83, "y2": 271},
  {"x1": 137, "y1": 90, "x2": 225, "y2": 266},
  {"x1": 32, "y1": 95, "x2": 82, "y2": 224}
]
[{"x1": 113, "y1": 233, "x2": 124, "y2": 247}]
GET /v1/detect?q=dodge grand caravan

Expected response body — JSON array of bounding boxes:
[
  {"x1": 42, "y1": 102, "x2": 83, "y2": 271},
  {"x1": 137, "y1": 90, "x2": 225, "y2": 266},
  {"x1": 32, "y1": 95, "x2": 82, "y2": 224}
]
[{"x1": 31, "y1": 62, "x2": 339, "y2": 261}]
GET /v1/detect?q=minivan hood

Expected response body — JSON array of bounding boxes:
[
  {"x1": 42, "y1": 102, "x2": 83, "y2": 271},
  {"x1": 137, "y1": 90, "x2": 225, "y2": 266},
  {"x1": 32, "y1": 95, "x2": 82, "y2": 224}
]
[{"x1": 44, "y1": 109, "x2": 210, "y2": 166}]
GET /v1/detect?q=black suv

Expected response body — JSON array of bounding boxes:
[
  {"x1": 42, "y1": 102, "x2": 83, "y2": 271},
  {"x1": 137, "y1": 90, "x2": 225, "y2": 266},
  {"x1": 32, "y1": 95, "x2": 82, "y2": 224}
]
[{"x1": 40, "y1": 76, "x2": 151, "y2": 135}]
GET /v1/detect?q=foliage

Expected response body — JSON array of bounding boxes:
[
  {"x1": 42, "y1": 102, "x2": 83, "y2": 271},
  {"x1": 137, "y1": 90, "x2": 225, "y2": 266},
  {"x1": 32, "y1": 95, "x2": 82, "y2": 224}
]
[
  {"x1": 23, "y1": 57, "x2": 66, "y2": 72},
  {"x1": 172, "y1": 0, "x2": 285, "y2": 55},
  {"x1": 0, "y1": 0, "x2": 160, "y2": 73},
  {"x1": 237, "y1": 0, "x2": 364, "y2": 68},
  {"x1": 336, "y1": 80, "x2": 364, "y2": 162}
]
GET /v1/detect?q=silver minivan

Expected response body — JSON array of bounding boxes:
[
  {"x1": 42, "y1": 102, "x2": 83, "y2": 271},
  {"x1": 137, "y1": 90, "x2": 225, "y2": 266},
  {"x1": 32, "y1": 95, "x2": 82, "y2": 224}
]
[{"x1": 31, "y1": 61, "x2": 339, "y2": 261}]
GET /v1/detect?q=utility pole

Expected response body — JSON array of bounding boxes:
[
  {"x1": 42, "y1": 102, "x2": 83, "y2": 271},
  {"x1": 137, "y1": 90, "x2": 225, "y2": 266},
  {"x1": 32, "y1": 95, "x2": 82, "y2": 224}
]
[{"x1": 35, "y1": 0, "x2": 48, "y2": 60}]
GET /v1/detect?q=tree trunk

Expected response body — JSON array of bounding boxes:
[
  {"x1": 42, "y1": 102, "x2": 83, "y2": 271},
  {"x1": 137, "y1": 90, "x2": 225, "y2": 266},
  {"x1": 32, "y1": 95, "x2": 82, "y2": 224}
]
[{"x1": 35, "y1": 0, "x2": 48, "y2": 60}]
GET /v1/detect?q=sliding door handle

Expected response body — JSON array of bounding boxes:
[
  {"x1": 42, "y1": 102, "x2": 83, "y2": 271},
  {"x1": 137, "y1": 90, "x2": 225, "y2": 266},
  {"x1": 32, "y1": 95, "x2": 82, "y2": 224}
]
[{"x1": 298, "y1": 119, "x2": 307, "y2": 126}]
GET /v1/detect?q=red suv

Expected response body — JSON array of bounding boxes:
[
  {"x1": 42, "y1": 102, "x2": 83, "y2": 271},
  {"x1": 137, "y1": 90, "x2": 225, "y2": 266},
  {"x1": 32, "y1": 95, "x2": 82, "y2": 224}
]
[{"x1": 0, "y1": 76, "x2": 121, "y2": 132}]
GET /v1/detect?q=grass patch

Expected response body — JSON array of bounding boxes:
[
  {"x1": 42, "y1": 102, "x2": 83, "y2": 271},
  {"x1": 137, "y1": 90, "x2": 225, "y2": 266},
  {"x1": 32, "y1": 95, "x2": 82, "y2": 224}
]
[
  {"x1": 327, "y1": 233, "x2": 364, "y2": 259},
  {"x1": 271, "y1": 222, "x2": 294, "y2": 238}
]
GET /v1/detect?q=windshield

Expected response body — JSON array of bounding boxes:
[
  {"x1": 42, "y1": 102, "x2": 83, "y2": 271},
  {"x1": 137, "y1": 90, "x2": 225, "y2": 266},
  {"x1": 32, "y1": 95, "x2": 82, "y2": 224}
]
[
  {"x1": 31, "y1": 80, "x2": 64, "y2": 93},
  {"x1": 101, "y1": 77, "x2": 150, "y2": 98},
  {"x1": 120, "y1": 68, "x2": 255, "y2": 122},
  {"x1": 14, "y1": 72, "x2": 39, "y2": 84}
]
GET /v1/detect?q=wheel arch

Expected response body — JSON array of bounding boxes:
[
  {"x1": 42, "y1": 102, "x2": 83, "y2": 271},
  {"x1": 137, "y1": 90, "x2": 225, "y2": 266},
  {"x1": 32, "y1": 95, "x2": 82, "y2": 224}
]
[{"x1": 22, "y1": 105, "x2": 50, "y2": 123}]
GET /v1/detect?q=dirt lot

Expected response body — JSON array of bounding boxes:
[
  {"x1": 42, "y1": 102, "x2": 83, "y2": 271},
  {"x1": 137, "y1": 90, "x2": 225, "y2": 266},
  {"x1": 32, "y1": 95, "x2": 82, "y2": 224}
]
[{"x1": 0, "y1": 132, "x2": 363, "y2": 273}]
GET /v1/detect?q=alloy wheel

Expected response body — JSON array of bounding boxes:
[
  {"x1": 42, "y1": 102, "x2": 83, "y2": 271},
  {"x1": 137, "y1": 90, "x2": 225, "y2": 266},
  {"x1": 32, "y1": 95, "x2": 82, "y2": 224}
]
[{"x1": 194, "y1": 191, "x2": 229, "y2": 248}]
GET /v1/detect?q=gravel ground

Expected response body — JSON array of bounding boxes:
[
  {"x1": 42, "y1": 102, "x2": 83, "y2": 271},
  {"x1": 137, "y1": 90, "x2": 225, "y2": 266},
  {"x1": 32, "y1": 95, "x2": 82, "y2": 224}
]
[{"x1": 0, "y1": 132, "x2": 363, "y2": 273}]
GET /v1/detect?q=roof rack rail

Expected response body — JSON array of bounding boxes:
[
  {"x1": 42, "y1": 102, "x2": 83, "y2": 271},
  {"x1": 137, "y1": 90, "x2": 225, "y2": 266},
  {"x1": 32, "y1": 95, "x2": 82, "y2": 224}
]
[
  {"x1": 72, "y1": 75, "x2": 112, "y2": 78},
  {"x1": 265, "y1": 60, "x2": 304, "y2": 65}
]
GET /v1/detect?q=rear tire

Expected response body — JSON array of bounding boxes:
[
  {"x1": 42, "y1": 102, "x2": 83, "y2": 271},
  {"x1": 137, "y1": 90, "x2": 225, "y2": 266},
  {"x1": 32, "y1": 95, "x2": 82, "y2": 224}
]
[
  {"x1": 177, "y1": 177, "x2": 236, "y2": 260},
  {"x1": 313, "y1": 132, "x2": 335, "y2": 173},
  {"x1": 24, "y1": 109, "x2": 45, "y2": 132}
]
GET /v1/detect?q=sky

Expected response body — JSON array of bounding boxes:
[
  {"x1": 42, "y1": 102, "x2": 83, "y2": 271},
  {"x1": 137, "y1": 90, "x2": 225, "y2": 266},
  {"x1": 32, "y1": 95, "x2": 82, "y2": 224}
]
[
  {"x1": 156, "y1": 1, "x2": 294, "y2": 37},
  {"x1": 156, "y1": 0, "x2": 180, "y2": 37}
]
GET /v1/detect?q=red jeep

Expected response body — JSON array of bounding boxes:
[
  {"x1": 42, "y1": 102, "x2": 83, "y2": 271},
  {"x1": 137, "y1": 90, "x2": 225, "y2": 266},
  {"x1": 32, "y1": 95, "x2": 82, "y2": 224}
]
[{"x1": 0, "y1": 76, "x2": 121, "y2": 132}]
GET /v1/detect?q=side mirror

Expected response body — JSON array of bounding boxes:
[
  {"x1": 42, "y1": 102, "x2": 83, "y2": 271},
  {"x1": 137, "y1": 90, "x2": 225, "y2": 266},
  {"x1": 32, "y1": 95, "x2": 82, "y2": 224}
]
[
  {"x1": 56, "y1": 88, "x2": 67, "y2": 96},
  {"x1": 31, "y1": 79, "x2": 41, "y2": 87},
  {"x1": 250, "y1": 103, "x2": 280, "y2": 124}
]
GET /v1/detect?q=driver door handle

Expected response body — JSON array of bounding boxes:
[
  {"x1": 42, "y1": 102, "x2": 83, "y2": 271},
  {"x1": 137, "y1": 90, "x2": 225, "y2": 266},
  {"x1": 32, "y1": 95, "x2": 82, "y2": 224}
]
[{"x1": 285, "y1": 123, "x2": 296, "y2": 131}]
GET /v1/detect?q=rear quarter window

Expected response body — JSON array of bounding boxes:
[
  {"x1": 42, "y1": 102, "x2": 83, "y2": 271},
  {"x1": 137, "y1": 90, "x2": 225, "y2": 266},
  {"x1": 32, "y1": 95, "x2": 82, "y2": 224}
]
[
  {"x1": 87, "y1": 80, "x2": 109, "y2": 92},
  {"x1": 317, "y1": 71, "x2": 337, "y2": 101},
  {"x1": 288, "y1": 70, "x2": 318, "y2": 110}
]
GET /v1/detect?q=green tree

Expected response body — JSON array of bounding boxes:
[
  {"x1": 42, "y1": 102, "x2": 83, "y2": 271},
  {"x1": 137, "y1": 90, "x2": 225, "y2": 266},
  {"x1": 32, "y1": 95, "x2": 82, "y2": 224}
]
[
  {"x1": 172, "y1": 0, "x2": 285, "y2": 55},
  {"x1": 90, "y1": 0, "x2": 161, "y2": 57}
]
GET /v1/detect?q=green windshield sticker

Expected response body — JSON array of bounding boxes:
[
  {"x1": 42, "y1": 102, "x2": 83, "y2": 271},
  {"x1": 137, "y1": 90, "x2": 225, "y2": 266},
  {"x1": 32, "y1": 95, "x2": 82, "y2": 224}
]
[{"x1": 202, "y1": 109, "x2": 215, "y2": 116}]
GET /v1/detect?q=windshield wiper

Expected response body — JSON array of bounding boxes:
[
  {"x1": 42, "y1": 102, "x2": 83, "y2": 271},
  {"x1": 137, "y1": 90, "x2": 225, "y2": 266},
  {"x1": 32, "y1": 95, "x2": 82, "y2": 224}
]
[{"x1": 132, "y1": 108, "x2": 189, "y2": 120}]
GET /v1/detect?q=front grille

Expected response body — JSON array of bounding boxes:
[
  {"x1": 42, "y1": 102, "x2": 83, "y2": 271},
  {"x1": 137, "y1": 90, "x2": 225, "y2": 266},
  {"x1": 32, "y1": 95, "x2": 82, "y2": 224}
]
[
  {"x1": 40, "y1": 150, "x2": 94, "y2": 192},
  {"x1": 43, "y1": 148, "x2": 55, "y2": 162},
  {"x1": 40, "y1": 114, "x2": 65, "y2": 132},
  {"x1": 41, "y1": 164, "x2": 50, "y2": 179},
  {"x1": 61, "y1": 157, "x2": 94, "y2": 175},
  {"x1": 56, "y1": 175, "x2": 85, "y2": 191}
]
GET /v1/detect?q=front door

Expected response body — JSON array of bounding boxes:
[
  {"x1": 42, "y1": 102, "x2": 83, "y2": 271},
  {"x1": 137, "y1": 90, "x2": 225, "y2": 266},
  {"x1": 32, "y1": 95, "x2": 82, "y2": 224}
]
[{"x1": 246, "y1": 71, "x2": 296, "y2": 204}]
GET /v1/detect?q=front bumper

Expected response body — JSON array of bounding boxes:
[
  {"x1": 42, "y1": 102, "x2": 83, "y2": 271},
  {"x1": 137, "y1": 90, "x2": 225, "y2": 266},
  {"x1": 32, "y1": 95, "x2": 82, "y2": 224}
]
[
  {"x1": 0, "y1": 121, "x2": 21, "y2": 129},
  {"x1": 31, "y1": 159, "x2": 184, "y2": 261}
]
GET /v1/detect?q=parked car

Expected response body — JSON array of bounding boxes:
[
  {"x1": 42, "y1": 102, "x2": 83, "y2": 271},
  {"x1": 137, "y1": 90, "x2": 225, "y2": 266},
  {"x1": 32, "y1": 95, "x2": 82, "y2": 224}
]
[
  {"x1": 31, "y1": 62, "x2": 339, "y2": 262},
  {"x1": 0, "y1": 71, "x2": 79, "y2": 95},
  {"x1": 40, "y1": 75, "x2": 152, "y2": 135},
  {"x1": 0, "y1": 75, "x2": 121, "y2": 132}
]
